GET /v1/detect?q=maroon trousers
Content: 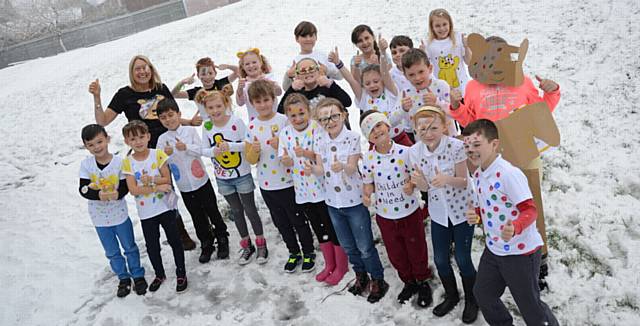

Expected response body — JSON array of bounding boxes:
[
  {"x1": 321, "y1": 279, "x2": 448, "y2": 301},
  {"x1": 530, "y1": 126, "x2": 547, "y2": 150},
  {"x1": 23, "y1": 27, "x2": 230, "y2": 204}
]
[{"x1": 376, "y1": 208, "x2": 432, "y2": 283}]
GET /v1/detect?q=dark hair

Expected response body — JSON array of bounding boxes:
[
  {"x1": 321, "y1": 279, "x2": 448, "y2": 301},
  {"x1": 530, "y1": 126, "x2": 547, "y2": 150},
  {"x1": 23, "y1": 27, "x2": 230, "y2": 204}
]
[
  {"x1": 462, "y1": 119, "x2": 500, "y2": 141},
  {"x1": 248, "y1": 79, "x2": 277, "y2": 103},
  {"x1": 401, "y1": 48, "x2": 430, "y2": 70},
  {"x1": 361, "y1": 64, "x2": 381, "y2": 83},
  {"x1": 351, "y1": 24, "x2": 380, "y2": 59},
  {"x1": 81, "y1": 124, "x2": 108, "y2": 143},
  {"x1": 294, "y1": 21, "x2": 317, "y2": 37},
  {"x1": 359, "y1": 109, "x2": 379, "y2": 124},
  {"x1": 196, "y1": 57, "x2": 215, "y2": 71},
  {"x1": 122, "y1": 120, "x2": 149, "y2": 138},
  {"x1": 283, "y1": 93, "x2": 310, "y2": 115},
  {"x1": 155, "y1": 98, "x2": 179, "y2": 116},
  {"x1": 390, "y1": 35, "x2": 413, "y2": 49}
]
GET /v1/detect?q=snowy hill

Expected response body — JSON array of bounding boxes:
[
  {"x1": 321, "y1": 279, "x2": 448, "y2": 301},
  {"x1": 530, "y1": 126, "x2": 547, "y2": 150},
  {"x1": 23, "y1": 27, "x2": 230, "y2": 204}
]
[{"x1": 1, "y1": 0, "x2": 639, "y2": 325}]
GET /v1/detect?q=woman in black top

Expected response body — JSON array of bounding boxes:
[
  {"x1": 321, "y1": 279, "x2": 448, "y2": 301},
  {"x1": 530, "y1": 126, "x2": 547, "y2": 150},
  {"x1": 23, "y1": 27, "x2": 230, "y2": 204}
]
[{"x1": 89, "y1": 54, "x2": 198, "y2": 250}]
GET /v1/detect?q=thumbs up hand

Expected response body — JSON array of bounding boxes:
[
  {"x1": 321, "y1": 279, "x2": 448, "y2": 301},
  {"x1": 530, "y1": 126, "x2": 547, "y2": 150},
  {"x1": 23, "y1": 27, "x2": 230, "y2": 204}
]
[
  {"x1": 251, "y1": 135, "x2": 261, "y2": 154},
  {"x1": 466, "y1": 199, "x2": 480, "y2": 225},
  {"x1": 303, "y1": 159, "x2": 314, "y2": 176},
  {"x1": 175, "y1": 137, "x2": 186, "y2": 151},
  {"x1": 431, "y1": 166, "x2": 449, "y2": 188},
  {"x1": 330, "y1": 154, "x2": 344, "y2": 173},
  {"x1": 163, "y1": 141, "x2": 173, "y2": 156},
  {"x1": 88, "y1": 78, "x2": 101, "y2": 96},
  {"x1": 450, "y1": 89, "x2": 462, "y2": 109},
  {"x1": 354, "y1": 50, "x2": 363, "y2": 66},
  {"x1": 501, "y1": 219, "x2": 515, "y2": 242},
  {"x1": 401, "y1": 90, "x2": 413, "y2": 112},
  {"x1": 328, "y1": 46, "x2": 340, "y2": 64},
  {"x1": 419, "y1": 39, "x2": 426, "y2": 52},
  {"x1": 140, "y1": 170, "x2": 152, "y2": 187},
  {"x1": 378, "y1": 33, "x2": 388, "y2": 52},
  {"x1": 410, "y1": 163, "x2": 429, "y2": 191},
  {"x1": 281, "y1": 148, "x2": 293, "y2": 167},
  {"x1": 293, "y1": 138, "x2": 304, "y2": 157},
  {"x1": 535, "y1": 75, "x2": 559, "y2": 93},
  {"x1": 422, "y1": 89, "x2": 437, "y2": 106},
  {"x1": 269, "y1": 128, "x2": 279, "y2": 150}
]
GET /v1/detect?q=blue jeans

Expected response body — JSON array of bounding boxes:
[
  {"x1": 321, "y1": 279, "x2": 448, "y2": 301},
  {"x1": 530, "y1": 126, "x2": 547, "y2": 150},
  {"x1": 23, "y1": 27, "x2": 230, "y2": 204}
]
[
  {"x1": 216, "y1": 173, "x2": 255, "y2": 196},
  {"x1": 431, "y1": 220, "x2": 476, "y2": 278},
  {"x1": 95, "y1": 218, "x2": 145, "y2": 280},
  {"x1": 327, "y1": 204, "x2": 384, "y2": 280}
]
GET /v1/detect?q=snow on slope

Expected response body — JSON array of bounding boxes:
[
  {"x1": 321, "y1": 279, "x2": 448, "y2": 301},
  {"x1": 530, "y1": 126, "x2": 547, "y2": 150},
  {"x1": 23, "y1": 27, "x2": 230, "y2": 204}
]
[{"x1": 0, "y1": 0, "x2": 639, "y2": 325}]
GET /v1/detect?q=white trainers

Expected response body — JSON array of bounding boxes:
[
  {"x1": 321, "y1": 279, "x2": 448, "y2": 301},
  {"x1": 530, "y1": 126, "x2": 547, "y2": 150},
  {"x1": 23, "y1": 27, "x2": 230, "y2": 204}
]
[{"x1": 237, "y1": 244, "x2": 255, "y2": 265}]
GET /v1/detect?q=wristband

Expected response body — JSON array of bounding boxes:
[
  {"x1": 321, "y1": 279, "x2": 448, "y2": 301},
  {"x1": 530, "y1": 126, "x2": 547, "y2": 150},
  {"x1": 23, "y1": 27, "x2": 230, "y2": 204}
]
[{"x1": 336, "y1": 61, "x2": 344, "y2": 70}]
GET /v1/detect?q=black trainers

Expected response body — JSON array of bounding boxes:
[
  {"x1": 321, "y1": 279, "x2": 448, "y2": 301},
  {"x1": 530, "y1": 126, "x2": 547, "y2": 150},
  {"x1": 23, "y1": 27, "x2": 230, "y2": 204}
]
[
  {"x1": 539, "y1": 258, "x2": 549, "y2": 291},
  {"x1": 416, "y1": 280, "x2": 433, "y2": 308},
  {"x1": 367, "y1": 279, "x2": 389, "y2": 303},
  {"x1": 284, "y1": 253, "x2": 302, "y2": 273},
  {"x1": 116, "y1": 278, "x2": 131, "y2": 298},
  {"x1": 133, "y1": 277, "x2": 147, "y2": 295},
  {"x1": 149, "y1": 276, "x2": 166, "y2": 292},
  {"x1": 199, "y1": 245, "x2": 215, "y2": 264},
  {"x1": 397, "y1": 280, "x2": 419, "y2": 304},
  {"x1": 301, "y1": 253, "x2": 316, "y2": 272},
  {"x1": 176, "y1": 277, "x2": 188, "y2": 293},
  {"x1": 348, "y1": 272, "x2": 370, "y2": 296},
  {"x1": 237, "y1": 244, "x2": 256, "y2": 265},
  {"x1": 216, "y1": 234, "x2": 230, "y2": 259}
]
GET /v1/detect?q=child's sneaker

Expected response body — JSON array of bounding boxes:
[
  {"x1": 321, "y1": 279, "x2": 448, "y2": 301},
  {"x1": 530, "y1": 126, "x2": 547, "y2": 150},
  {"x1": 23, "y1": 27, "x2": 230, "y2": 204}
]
[
  {"x1": 397, "y1": 280, "x2": 418, "y2": 304},
  {"x1": 133, "y1": 277, "x2": 147, "y2": 295},
  {"x1": 238, "y1": 238, "x2": 256, "y2": 265},
  {"x1": 149, "y1": 276, "x2": 166, "y2": 292},
  {"x1": 255, "y1": 237, "x2": 269, "y2": 265},
  {"x1": 416, "y1": 280, "x2": 433, "y2": 308},
  {"x1": 301, "y1": 253, "x2": 316, "y2": 272},
  {"x1": 116, "y1": 278, "x2": 131, "y2": 298},
  {"x1": 176, "y1": 277, "x2": 188, "y2": 293},
  {"x1": 199, "y1": 245, "x2": 215, "y2": 264},
  {"x1": 216, "y1": 234, "x2": 230, "y2": 259},
  {"x1": 367, "y1": 279, "x2": 389, "y2": 303},
  {"x1": 284, "y1": 253, "x2": 302, "y2": 273}
]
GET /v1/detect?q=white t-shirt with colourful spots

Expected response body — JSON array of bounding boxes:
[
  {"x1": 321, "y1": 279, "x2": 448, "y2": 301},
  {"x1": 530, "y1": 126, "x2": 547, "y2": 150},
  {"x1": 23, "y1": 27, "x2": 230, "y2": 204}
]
[
  {"x1": 409, "y1": 136, "x2": 469, "y2": 227},
  {"x1": 157, "y1": 125, "x2": 209, "y2": 193},
  {"x1": 362, "y1": 142, "x2": 420, "y2": 219},
  {"x1": 427, "y1": 32, "x2": 470, "y2": 96},
  {"x1": 79, "y1": 156, "x2": 129, "y2": 227},
  {"x1": 202, "y1": 115, "x2": 252, "y2": 180},
  {"x1": 473, "y1": 155, "x2": 543, "y2": 256},
  {"x1": 122, "y1": 149, "x2": 173, "y2": 220},
  {"x1": 314, "y1": 127, "x2": 363, "y2": 208},
  {"x1": 356, "y1": 89, "x2": 407, "y2": 139},
  {"x1": 278, "y1": 121, "x2": 326, "y2": 204},
  {"x1": 403, "y1": 77, "x2": 458, "y2": 136},
  {"x1": 242, "y1": 73, "x2": 279, "y2": 123},
  {"x1": 247, "y1": 113, "x2": 294, "y2": 191}
]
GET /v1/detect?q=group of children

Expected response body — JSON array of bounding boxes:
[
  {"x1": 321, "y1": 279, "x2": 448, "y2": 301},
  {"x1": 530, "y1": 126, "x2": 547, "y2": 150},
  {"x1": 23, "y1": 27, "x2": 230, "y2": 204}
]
[{"x1": 80, "y1": 8, "x2": 561, "y2": 325}]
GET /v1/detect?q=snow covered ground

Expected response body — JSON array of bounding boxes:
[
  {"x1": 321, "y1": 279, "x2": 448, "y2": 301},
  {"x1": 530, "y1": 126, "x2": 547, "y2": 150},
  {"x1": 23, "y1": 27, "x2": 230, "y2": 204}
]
[{"x1": 1, "y1": 0, "x2": 639, "y2": 325}]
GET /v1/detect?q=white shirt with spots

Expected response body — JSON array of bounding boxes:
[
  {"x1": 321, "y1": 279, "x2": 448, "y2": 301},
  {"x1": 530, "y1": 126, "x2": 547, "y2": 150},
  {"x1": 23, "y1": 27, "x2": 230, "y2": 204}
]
[
  {"x1": 121, "y1": 149, "x2": 173, "y2": 220},
  {"x1": 314, "y1": 127, "x2": 363, "y2": 208},
  {"x1": 79, "y1": 156, "x2": 129, "y2": 227},
  {"x1": 278, "y1": 121, "x2": 326, "y2": 204},
  {"x1": 157, "y1": 125, "x2": 209, "y2": 193},
  {"x1": 201, "y1": 115, "x2": 252, "y2": 180},
  {"x1": 356, "y1": 88, "x2": 407, "y2": 138},
  {"x1": 403, "y1": 77, "x2": 458, "y2": 136},
  {"x1": 242, "y1": 73, "x2": 279, "y2": 123},
  {"x1": 410, "y1": 136, "x2": 469, "y2": 227},
  {"x1": 473, "y1": 155, "x2": 543, "y2": 256},
  {"x1": 247, "y1": 113, "x2": 293, "y2": 191},
  {"x1": 362, "y1": 142, "x2": 420, "y2": 219}
]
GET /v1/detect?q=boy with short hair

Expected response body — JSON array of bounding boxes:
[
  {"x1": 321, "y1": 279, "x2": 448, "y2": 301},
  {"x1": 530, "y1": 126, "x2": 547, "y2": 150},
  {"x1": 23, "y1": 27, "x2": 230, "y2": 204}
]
[
  {"x1": 389, "y1": 35, "x2": 414, "y2": 92},
  {"x1": 79, "y1": 124, "x2": 147, "y2": 297},
  {"x1": 121, "y1": 120, "x2": 188, "y2": 293},
  {"x1": 463, "y1": 119, "x2": 558, "y2": 325},
  {"x1": 401, "y1": 48, "x2": 457, "y2": 139},
  {"x1": 156, "y1": 99, "x2": 230, "y2": 264},
  {"x1": 245, "y1": 79, "x2": 317, "y2": 273}
]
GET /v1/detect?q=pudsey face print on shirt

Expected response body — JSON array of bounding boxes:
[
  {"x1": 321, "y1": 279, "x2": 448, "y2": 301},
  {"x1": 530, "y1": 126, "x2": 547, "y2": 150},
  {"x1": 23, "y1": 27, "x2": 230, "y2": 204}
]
[{"x1": 137, "y1": 95, "x2": 165, "y2": 120}]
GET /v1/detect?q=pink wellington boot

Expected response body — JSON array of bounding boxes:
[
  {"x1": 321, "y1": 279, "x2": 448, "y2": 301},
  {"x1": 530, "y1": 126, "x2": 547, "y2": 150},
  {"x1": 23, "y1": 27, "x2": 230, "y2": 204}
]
[
  {"x1": 324, "y1": 245, "x2": 349, "y2": 286},
  {"x1": 315, "y1": 242, "x2": 336, "y2": 282}
]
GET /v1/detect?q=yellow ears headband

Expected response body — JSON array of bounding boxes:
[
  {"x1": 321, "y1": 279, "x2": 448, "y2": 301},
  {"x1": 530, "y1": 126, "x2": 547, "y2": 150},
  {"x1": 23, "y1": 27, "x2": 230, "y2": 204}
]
[{"x1": 236, "y1": 48, "x2": 261, "y2": 59}]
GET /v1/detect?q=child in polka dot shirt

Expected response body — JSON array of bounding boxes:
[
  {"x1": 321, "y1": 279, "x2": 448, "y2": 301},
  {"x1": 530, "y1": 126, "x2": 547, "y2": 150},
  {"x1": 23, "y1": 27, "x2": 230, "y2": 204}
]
[
  {"x1": 245, "y1": 80, "x2": 316, "y2": 273},
  {"x1": 309, "y1": 98, "x2": 388, "y2": 303},
  {"x1": 360, "y1": 110, "x2": 433, "y2": 308},
  {"x1": 408, "y1": 106, "x2": 478, "y2": 322},
  {"x1": 278, "y1": 93, "x2": 346, "y2": 285},
  {"x1": 463, "y1": 119, "x2": 558, "y2": 325}
]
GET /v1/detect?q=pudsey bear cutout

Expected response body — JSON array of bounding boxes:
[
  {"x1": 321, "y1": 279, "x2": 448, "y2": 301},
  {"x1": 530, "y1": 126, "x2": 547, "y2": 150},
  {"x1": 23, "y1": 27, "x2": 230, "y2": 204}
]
[{"x1": 467, "y1": 33, "x2": 528, "y2": 87}]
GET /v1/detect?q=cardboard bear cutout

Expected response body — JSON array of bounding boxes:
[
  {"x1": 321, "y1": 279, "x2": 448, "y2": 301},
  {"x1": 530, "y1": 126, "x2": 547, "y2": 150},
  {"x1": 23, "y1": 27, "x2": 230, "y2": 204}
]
[{"x1": 467, "y1": 33, "x2": 529, "y2": 87}]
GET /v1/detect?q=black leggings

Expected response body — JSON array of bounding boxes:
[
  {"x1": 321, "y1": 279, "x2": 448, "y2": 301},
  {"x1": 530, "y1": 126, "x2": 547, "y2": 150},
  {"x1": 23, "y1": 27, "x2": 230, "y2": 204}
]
[
  {"x1": 301, "y1": 201, "x2": 339, "y2": 245},
  {"x1": 140, "y1": 210, "x2": 186, "y2": 278},
  {"x1": 223, "y1": 191, "x2": 263, "y2": 238},
  {"x1": 261, "y1": 187, "x2": 315, "y2": 255},
  {"x1": 181, "y1": 180, "x2": 228, "y2": 247}
]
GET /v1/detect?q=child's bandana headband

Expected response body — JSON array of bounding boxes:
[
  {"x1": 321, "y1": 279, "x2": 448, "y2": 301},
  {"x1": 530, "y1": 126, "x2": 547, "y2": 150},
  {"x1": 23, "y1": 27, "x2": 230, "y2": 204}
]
[{"x1": 360, "y1": 112, "x2": 390, "y2": 140}]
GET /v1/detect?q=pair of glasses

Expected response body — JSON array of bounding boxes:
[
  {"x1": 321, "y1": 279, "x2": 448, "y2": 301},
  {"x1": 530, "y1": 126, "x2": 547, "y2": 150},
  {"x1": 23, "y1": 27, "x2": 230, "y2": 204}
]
[
  {"x1": 318, "y1": 113, "x2": 342, "y2": 125},
  {"x1": 296, "y1": 65, "x2": 319, "y2": 75}
]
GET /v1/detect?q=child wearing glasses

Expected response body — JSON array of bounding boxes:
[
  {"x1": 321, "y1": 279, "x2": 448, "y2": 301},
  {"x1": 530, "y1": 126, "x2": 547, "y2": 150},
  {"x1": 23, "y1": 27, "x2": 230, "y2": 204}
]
[{"x1": 277, "y1": 58, "x2": 352, "y2": 114}]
